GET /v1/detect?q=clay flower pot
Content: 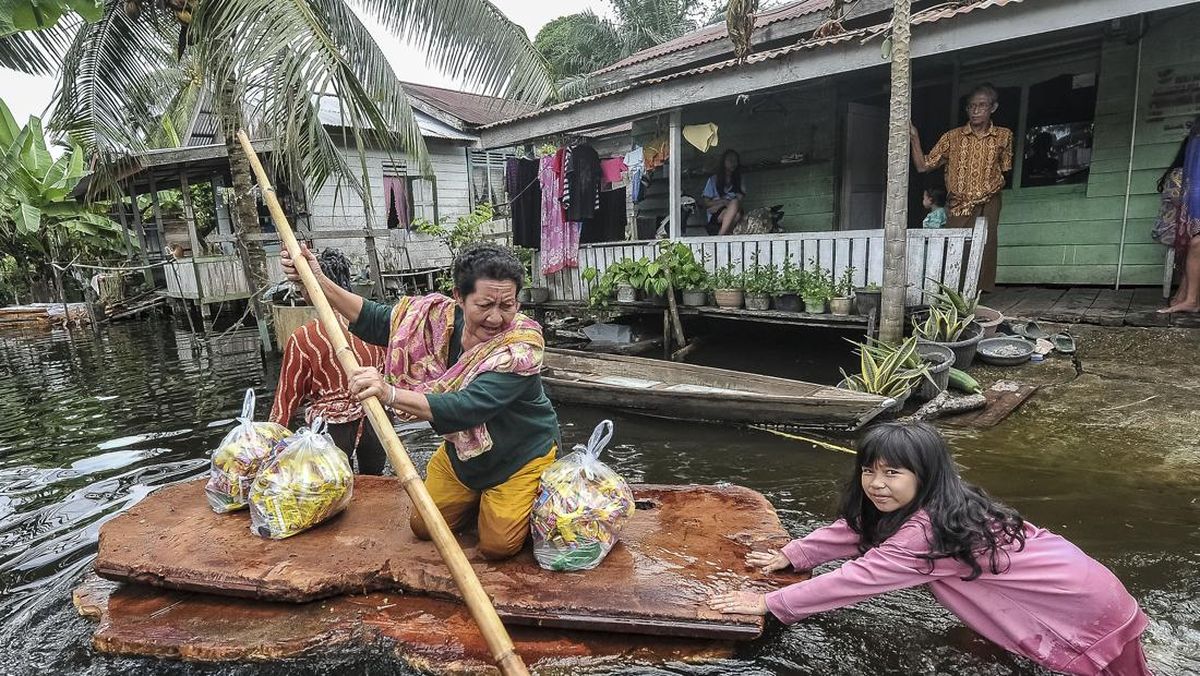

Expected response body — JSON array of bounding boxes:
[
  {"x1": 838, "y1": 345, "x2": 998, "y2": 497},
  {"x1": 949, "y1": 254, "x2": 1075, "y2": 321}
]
[{"x1": 713, "y1": 289, "x2": 744, "y2": 309}]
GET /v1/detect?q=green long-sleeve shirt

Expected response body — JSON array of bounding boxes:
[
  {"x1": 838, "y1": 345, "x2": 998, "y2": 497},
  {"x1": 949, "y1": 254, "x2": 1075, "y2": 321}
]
[{"x1": 349, "y1": 299, "x2": 559, "y2": 490}]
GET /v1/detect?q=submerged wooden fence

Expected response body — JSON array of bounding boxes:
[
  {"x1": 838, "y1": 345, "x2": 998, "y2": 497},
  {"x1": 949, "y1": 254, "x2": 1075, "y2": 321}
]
[{"x1": 531, "y1": 218, "x2": 987, "y2": 307}]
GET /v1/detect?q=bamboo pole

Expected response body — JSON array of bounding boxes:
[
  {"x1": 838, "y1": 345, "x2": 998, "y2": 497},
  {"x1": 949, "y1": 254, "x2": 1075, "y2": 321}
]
[{"x1": 234, "y1": 131, "x2": 529, "y2": 676}]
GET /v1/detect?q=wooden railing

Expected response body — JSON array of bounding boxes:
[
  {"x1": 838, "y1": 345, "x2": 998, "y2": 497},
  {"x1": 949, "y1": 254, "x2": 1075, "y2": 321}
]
[
  {"x1": 531, "y1": 218, "x2": 987, "y2": 307},
  {"x1": 163, "y1": 253, "x2": 284, "y2": 304}
]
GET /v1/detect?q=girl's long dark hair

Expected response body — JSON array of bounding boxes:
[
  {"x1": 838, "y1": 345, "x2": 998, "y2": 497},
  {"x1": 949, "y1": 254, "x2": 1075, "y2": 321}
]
[
  {"x1": 715, "y1": 149, "x2": 742, "y2": 196},
  {"x1": 838, "y1": 423, "x2": 1026, "y2": 581},
  {"x1": 1159, "y1": 115, "x2": 1200, "y2": 193}
]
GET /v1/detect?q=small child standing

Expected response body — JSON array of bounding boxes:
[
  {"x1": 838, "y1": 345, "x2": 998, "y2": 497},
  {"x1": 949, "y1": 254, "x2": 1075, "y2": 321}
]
[
  {"x1": 922, "y1": 187, "x2": 948, "y2": 229},
  {"x1": 709, "y1": 423, "x2": 1151, "y2": 676}
]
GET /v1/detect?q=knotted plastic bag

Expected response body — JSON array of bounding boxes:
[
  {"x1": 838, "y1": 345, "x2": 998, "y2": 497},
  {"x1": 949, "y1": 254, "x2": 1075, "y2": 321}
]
[
  {"x1": 205, "y1": 389, "x2": 291, "y2": 513},
  {"x1": 531, "y1": 420, "x2": 635, "y2": 571},
  {"x1": 248, "y1": 418, "x2": 354, "y2": 539}
]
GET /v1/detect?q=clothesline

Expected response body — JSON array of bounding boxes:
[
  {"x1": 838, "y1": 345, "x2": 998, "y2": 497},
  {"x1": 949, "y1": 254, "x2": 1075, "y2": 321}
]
[{"x1": 51, "y1": 259, "x2": 174, "y2": 274}]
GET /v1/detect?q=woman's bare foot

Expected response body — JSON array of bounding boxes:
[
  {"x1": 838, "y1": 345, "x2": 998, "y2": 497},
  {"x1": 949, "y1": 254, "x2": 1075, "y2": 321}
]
[{"x1": 1160, "y1": 301, "x2": 1200, "y2": 313}]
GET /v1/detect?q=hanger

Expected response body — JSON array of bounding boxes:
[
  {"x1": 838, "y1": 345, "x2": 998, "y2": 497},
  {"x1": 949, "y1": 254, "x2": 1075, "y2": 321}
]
[{"x1": 750, "y1": 94, "x2": 787, "y2": 115}]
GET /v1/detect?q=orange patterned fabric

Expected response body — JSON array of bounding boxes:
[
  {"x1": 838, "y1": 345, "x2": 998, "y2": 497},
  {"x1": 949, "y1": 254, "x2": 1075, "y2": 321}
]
[
  {"x1": 270, "y1": 318, "x2": 385, "y2": 427},
  {"x1": 925, "y1": 124, "x2": 1013, "y2": 217}
]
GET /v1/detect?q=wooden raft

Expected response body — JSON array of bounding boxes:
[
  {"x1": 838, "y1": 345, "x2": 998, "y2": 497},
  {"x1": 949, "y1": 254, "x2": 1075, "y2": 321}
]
[
  {"x1": 95, "y1": 478, "x2": 798, "y2": 640},
  {"x1": 74, "y1": 575, "x2": 732, "y2": 668},
  {"x1": 942, "y1": 381, "x2": 1039, "y2": 428}
]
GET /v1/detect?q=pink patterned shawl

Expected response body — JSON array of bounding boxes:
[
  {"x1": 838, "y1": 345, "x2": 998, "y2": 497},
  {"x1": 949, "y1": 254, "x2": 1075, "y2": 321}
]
[{"x1": 383, "y1": 294, "x2": 544, "y2": 460}]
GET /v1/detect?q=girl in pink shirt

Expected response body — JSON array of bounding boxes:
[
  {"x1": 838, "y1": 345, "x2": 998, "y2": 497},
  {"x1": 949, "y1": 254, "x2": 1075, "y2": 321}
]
[{"x1": 710, "y1": 423, "x2": 1151, "y2": 675}]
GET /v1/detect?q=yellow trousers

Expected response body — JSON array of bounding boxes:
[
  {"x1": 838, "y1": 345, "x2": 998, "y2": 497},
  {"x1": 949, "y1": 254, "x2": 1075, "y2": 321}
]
[{"x1": 410, "y1": 445, "x2": 556, "y2": 560}]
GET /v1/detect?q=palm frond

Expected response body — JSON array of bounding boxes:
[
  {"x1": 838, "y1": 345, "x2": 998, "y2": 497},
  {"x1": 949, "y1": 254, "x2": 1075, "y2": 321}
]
[
  {"x1": 0, "y1": 16, "x2": 78, "y2": 75},
  {"x1": 49, "y1": 3, "x2": 182, "y2": 157},
  {"x1": 354, "y1": 0, "x2": 556, "y2": 104}
]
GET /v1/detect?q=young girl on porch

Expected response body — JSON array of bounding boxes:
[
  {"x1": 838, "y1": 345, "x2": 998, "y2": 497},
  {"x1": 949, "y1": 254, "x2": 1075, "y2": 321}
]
[{"x1": 709, "y1": 423, "x2": 1151, "y2": 676}]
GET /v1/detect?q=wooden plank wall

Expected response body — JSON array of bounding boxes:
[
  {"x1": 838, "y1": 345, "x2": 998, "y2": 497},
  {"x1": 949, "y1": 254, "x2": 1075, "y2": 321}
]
[
  {"x1": 163, "y1": 254, "x2": 284, "y2": 303},
  {"x1": 996, "y1": 8, "x2": 1200, "y2": 286},
  {"x1": 532, "y1": 221, "x2": 985, "y2": 307}
]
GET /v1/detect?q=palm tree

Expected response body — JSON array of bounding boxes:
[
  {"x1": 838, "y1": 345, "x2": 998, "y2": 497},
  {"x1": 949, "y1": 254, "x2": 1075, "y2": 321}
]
[
  {"x1": 880, "y1": 0, "x2": 911, "y2": 344},
  {"x1": 0, "y1": 0, "x2": 555, "y2": 329}
]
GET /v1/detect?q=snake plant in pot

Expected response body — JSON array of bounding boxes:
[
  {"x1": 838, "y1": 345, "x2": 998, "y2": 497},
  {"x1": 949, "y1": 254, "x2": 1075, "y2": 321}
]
[
  {"x1": 913, "y1": 301, "x2": 983, "y2": 369},
  {"x1": 838, "y1": 335, "x2": 931, "y2": 412}
]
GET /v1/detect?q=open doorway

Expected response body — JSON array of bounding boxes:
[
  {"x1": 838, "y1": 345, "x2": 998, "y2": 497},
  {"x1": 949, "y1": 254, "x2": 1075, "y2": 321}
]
[{"x1": 839, "y1": 102, "x2": 888, "y2": 230}]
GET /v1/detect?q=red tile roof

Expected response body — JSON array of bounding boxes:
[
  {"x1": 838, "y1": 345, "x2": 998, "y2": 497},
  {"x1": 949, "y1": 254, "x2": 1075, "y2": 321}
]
[{"x1": 400, "y1": 82, "x2": 533, "y2": 127}]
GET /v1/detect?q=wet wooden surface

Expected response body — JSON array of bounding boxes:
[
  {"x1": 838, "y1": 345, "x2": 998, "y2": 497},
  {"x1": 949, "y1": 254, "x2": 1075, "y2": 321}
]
[
  {"x1": 987, "y1": 286, "x2": 1193, "y2": 327},
  {"x1": 73, "y1": 575, "x2": 734, "y2": 670},
  {"x1": 943, "y1": 381, "x2": 1038, "y2": 428},
  {"x1": 96, "y1": 478, "x2": 797, "y2": 639}
]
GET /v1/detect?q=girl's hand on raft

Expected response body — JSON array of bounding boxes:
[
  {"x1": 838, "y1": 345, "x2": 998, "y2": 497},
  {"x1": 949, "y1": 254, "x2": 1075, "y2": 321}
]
[
  {"x1": 280, "y1": 243, "x2": 322, "y2": 285},
  {"x1": 746, "y1": 548, "x2": 790, "y2": 574},
  {"x1": 708, "y1": 590, "x2": 767, "y2": 616},
  {"x1": 348, "y1": 366, "x2": 389, "y2": 402}
]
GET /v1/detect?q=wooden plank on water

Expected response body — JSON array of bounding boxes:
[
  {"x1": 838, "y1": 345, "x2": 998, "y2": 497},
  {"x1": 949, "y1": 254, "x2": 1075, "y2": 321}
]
[
  {"x1": 1088, "y1": 288, "x2": 1135, "y2": 326},
  {"x1": 1041, "y1": 287, "x2": 1101, "y2": 323},
  {"x1": 942, "y1": 381, "x2": 1038, "y2": 428},
  {"x1": 95, "y1": 479, "x2": 794, "y2": 640}
]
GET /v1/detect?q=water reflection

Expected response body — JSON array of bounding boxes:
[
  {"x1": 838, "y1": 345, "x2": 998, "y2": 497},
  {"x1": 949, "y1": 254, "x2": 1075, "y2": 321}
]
[{"x1": 0, "y1": 320, "x2": 1195, "y2": 675}]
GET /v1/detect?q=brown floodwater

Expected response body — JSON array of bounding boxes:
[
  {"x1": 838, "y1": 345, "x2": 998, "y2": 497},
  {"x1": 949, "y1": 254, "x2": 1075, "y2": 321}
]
[{"x1": 0, "y1": 319, "x2": 1196, "y2": 674}]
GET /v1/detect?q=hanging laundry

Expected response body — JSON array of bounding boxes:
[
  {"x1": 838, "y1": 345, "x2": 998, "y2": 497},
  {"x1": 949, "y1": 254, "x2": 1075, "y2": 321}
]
[
  {"x1": 600, "y1": 157, "x2": 627, "y2": 185},
  {"x1": 624, "y1": 146, "x2": 645, "y2": 202},
  {"x1": 644, "y1": 136, "x2": 669, "y2": 173},
  {"x1": 563, "y1": 143, "x2": 602, "y2": 222},
  {"x1": 582, "y1": 188, "x2": 627, "y2": 245},
  {"x1": 683, "y1": 123, "x2": 720, "y2": 152},
  {"x1": 540, "y1": 149, "x2": 580, "y2": 275},
  {"x1": 505, "y1": 157, "x2": 541, "y2": 249}
]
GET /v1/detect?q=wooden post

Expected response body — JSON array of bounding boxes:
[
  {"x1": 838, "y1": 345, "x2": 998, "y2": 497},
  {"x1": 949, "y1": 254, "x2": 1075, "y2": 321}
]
[
  {"x1": 127, "y1": 182, "x2": 155, "y2": 286},
  {"x1": 179, "y1": 173, "x2": 207, "y2": 317},
  {"x1": 363, "y1": 229, "x2": 384, "y2": 299},
  {"x1": 668, "y1": 109, "x2": 683, "y2": 239},
  {"x1": 235, "y1": 131, "x2": 529, "y2": 676},
  {"x1": 880, "y1": 0, "x2": 912, "y2": 344}
]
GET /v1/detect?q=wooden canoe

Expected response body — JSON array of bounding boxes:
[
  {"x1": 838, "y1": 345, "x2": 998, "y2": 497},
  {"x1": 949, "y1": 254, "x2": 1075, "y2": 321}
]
[{"x1": 542, "y1": 349, "x2": 893, "y2": 431}]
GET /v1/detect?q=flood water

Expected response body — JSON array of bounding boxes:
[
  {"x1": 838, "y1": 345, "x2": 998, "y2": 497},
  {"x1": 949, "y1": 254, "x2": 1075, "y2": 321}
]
[{"x1": 1, "y1": 319, "x2": 1197, "y2": 675}]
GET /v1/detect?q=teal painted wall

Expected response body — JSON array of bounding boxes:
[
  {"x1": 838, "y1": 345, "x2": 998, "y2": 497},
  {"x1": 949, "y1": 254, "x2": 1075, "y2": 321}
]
[{"x1": 997, "y1": 8, "x2": 1200, "y2": 286}]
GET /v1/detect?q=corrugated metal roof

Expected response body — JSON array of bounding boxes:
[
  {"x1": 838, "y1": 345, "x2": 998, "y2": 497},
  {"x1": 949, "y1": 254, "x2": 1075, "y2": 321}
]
[
  {"x1": 591, "y1": 0, "x2": 831, "y2": 76},
  {"x1": 316, "y1": 96, "x2": 479, "y2": 141},
  {"x1": 400, "y1": 82, "x2": 533, "y2": 127},
  {"x1": 484, "y1": 0, "x2": 1024, "y2": 131}
]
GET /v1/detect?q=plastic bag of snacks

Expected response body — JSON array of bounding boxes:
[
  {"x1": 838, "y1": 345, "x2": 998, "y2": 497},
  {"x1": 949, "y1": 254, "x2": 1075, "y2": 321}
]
[
  {"x1": 205, "y1": 389, "x2": 291, "y2": 513},
  {"x1": 248, "y1": 418, "x2": 354, "y2": 539},
  {"x1": 530, "y1": 420, "x2": 635, "y2": 571}
]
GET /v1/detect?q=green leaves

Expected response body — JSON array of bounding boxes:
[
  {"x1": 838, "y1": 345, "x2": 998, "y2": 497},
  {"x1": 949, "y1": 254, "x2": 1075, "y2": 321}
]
[
  {"x1": 840, "y1": 336, "x2": 930, "y2": 397},
  {"x1": 913, "y1": 303, "x2": 974, "y2": 342}
]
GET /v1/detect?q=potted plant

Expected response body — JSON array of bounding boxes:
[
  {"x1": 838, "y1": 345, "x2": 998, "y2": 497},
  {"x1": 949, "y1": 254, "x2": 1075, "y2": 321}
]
[
  {"x1": 855, "y1": 283, "x2": 882, "y2": 320},
  {"x1": 742, "y1": 262, "x2": 778, "y2": 311},
  {"x1": 913, "y1": 301, "x2": 984, "y2": 369},
  {"x1": 855, "y1": 337, "x2": 951, "y2": 402},
  {"x1": 801, "y1": 265, "x2": 832, "y2": 314},
  {"x1": 583, "y1": 258, "x2": 644, "y2": 307},
  {"x1": 928, "y1": 279, "x2": 1000, "y2": 338},
  {"x1": 641, "y1": 258, "x2": 671, "y2": 306},
  {"x1": 711, "y1": 264, "x2": 744, "y2": 309},
  {"x1": 658, "y1": 241, "x2": 710, "y2": 307},
  {"x1": 513, "y1": 246, "x2": 549, "y2": 304},
  {"x1": 838, "y1": 335, "x2": 930, "y2": 413},
  {"x1": 830, "y1": 267, "x2": 856, "y2": 316},
  {"x1": 773, "y1": 260, "x2": 804, "y2": 312}
]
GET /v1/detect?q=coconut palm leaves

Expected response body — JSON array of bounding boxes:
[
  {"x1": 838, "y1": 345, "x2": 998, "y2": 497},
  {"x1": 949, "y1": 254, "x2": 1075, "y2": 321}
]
[{"x1": 9, "y1": 0, "x2": 555, "y2": 201}]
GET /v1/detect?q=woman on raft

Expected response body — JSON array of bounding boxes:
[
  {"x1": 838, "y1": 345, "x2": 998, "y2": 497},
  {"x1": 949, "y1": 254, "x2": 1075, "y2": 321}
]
[
  {"x1": 709, "y1": 422, "x2": 1151, "y2": 675},
  {"x1": 282, "y1": 242, "x2": 560, "y2": 560}
]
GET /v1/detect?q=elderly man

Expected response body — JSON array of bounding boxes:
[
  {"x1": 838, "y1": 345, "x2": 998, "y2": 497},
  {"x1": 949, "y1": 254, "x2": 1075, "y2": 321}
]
[{"x1": 910, "y1": 84, "x2": 1014, "y2": 292}]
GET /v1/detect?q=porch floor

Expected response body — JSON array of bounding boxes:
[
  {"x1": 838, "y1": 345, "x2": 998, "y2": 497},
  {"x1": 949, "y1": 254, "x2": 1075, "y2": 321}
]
[{"x1": 986, "y1": 287, "x2": 1200, "y2": 328}]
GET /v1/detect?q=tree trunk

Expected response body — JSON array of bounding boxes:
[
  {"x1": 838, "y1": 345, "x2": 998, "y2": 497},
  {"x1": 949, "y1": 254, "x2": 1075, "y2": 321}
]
[
  {"x1": 216, "y1": 79, "x2": 272, "y2": 348},
  {"x1": 879, "y1": 0, "x2": 912, "y2": 345}
]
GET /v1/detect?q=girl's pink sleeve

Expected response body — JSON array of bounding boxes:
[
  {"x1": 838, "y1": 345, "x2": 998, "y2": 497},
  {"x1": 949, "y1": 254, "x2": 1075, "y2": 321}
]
[
  {"x1": 765, "y1": 518, "x2": 955, "y2": 624},
  {"x1": 778, "y1": 519, "x2": 863, "y2": 571}
]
